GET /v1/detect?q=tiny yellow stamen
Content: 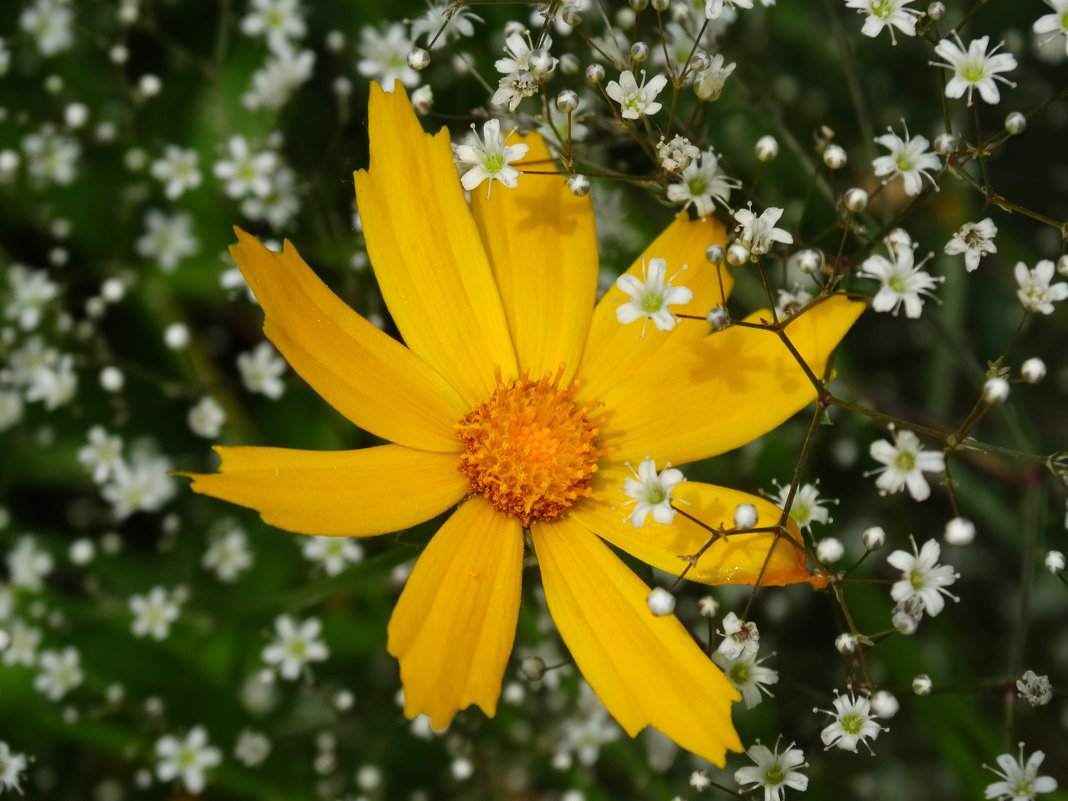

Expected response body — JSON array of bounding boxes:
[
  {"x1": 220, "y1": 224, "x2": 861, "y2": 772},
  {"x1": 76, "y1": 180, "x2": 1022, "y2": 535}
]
[{"x1": 457, "y1": 366, "x2": 610, "y2": 526}]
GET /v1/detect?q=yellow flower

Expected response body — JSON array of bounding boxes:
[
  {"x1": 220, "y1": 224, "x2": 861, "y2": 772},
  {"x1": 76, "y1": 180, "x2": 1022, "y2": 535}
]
[{"x1": 186, "y1": 84, "x2": 863, "y2": 766}]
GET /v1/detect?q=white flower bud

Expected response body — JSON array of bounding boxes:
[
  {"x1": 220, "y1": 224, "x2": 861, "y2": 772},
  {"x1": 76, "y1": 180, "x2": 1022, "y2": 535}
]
[
  {"x1": 1046, "y1": 550, "x2": 1065, "y2": 574},
  {"x1": 1004, "y1": 112, "x2": 1026, "y2": 135},
  {"x1": 563, "y1": 5, "x2": 583, "y2": 25},
  {"x1": 530, "y1": 48, "x2": 556, "y2": 76},
  {"x1": 795, "y1": 248, "x2": 824, "y2": 275},
  {"x1": 652, "y1": 0, "x2": 669, "y2": 9},
  {"x1": 646, "y1": 587, "x2": 676, "y2": 616},
  {"x1": 755, "y1": 135, "x2": 779, "y2": 162},
  {"x1": 893, "y1": 609, "x2": 918, "y2": 635},
  {"x1": 556, "y1": 89, "x2": 579, "y2": 113},
  {"x1": 912, "y1": 674, "x2": 932, "y2": 695},
  {"x1": 871, "y1": 690, "x2": 899, "y2": 718},
  {"x1": 411, "y1": 85, "x2": 433, "y2": 115},
  {"x1": 566, "y1": 173, "x2": 590, "y2": 196},
  {"x1": 69, "y1": 538, "x2": 96, "y2": 565},
  {"x1": 927, "y1": 2, "x2": 946, "y2": 20},
  {"x1": 843, "y1": 187, "x2": 869, "y2": 213},
  {"x1": 1057, "y1": 254, "x2": 1068, "y2": 276},
  {"x1": 1020, "y1": 357, "x2": 1046, "y2": 383},
  {"x1": 630, "y1": 41, "x2": 649, "y2": 62},
  {"x1": 733, "y1": 503, "x2": 758, "y2": 529},
  {"x1": 520, "y1": 656, "x2": 546, "y2": 681},
  {"x1": 705, "y1": 244, "x2": 725, "y2": 264},
  {"x1": 325, "y1": 31, "x2": 345, "y2": 52},
  {"x1": 100, "y1": 366, "x2": 125, "y2": 392},
  {"x1": 933, "y1": 132, "x2": 956, "y2": 155},
  {"x1": 101, "y1": 278, "x2": 125, "y2": 302},
  {"x1": 706, "y1": 306, "x2": 729, "y2": 330},
  {"x1": 630, "y1": 0, "x2": 649, "y2": 10},
  {"x1": 862, "y1": 526, "x2": 886, "y2": 550},
  {"x1": 407, "y1": 47, "x2": 430, "y2": 71},
  {"x1": 983, "y1": 377, "x2": 1010, "y2": 404},
  {"x1": 943, "y1": 516, "x2": 975, "y2": 546},
  {"x1": 65, "y1": 102, "x2": 88, "y2": 129},
  {"x1": 726, "y1": 242, "x2": 750, "y2": 266},
  {"x1": 689, "y1": 49, "x2": 711, "y2": 72},
  {"x1": 138, "y1": 74, "x2": 162, "y2": 98},
  {"x1": 164, "y1": 322, "x2": 190, "y2": 349},
  {"x1": 835, "y1": 633, "x2": 857, "y2": 654},
  {"x1": 823, "y1": 144, "x2": 847, "y2": 169},
  {"x1": 817, "y1": 537, "x2": 845, "y2": 563},
  {"x1": 585, "y1": 63, "x2": 604, "y2": 83}
]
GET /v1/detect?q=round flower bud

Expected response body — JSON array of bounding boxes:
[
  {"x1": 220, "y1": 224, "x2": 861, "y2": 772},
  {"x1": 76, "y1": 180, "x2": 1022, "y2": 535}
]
[
  {"x1": 944, "y1": 516, "x2": 975, "y2": 546},
  {"x1": 138, "y1": 74, "x2": 162, "y2": 98},
  {"x1": 823, "y1": 143, "x2": 847, "y2": 169},
  {"x1": 983, "y1": 377, "x2": 1010, "y2": 405},
  {"x1": 835, "y1": 633, "x2": 857, "y2": 654},
  {"x1": 563, "y1": 5, "x2": 583, "y2": 25},
  {"x1": 101, "y1": 278, "x2": 125, "y2": 303},
  {"x1": 1046, "y1": 550, "x2": 1065, "y2": 574},
  {"x1": 646, "y1": 587, "x2": 676, "y2": 616},
  {"x1": 689, "y1": 49, "x2": 711, "y2": 72},
  {"x1": 871, "y1": 690, "x2": 899, "y2": 718},
  {"x1": 530, "y1": 49, "x2": 556, "y2": 76},
  {"x1": 755, "y1": 135, "x2": 779, "y2": 162},
  {"x1": 817, "y1": 537, "x2": 845, "y2": 563},
  {"x1": 726, "y1": 242, "x2": 750, "y2": 266},
  {"x1": 630, "y1": 41, "x2": 649, "y2": 62},
  {"x1": 556, "y1": 89, "x2": 579, "y2": 113},
  {"x1": 164, "y1": 322, "x2": 190, "y2": 349},
  {"x1": 893, "y1": 609, "x2": 918, "y2": 635},
  {"x1": 733, "y1": 503, "x2": 758, "y2": 529},
  {"x1": 333, "y1": 689, "x2": 355, "y2": 711},
  {"x1": 705, "y1": 244, "x2": 725, "y2": 265},
  {"x1": 1057, "y1": 254, "x2": 1068, "y2": 276},
  {"x1": 706, "y1": 306, "x2": 729, "y2": 330},
  {"x1": 630, "y1": 0, "x2": 649, "y2": 10},
  {"x1": 652, "y1": 0, "x2": 669, "y2": 10},
  {"x1": 100, "y1": 366, "x2": 125, "y2": 392},
  {"x1": 325, "y1": 30, "x2": 345, "y2": 52},
  {"x1": 862, "y1": 526, "x2": 886, "y2": 551},
  {"x1": 585, "y1": 63, "x2": 605, "y2": 83},
  {"x1": 65, "y1": 102, "x2": 89, "y2": 129},
  {"x1": 109, "y1": 44, "x2": 129, "y2": 64},
  {"x1": 933, "y1": 132, "x2": 957, "y2": 155},
  {"x1": 795, "y1": 248, "x2": 823, "y2": 275},
  {"x1": 927, "y1": 1, "x2": 946, "y2": 20},
  {"x1": 843, "y1": 187, "x2": 869, "y2": 213},
  {"x1": 520, "y1": 656, "x2": 547, "y2": 681},
  {"x1": 70, "y1": 537, "x2": 96, "y2": 565},
  {"x1": 566, "y1": 173, "x2": 590, "y2": 196},
  {"x1": 1004, "y1": 111, "x2": 1026, "y2": 135},
  {"x1": 410, "y1": 85, "x2": 433, "y2": 115},
  {"x1": 407, "y1": 47, "x2": 430, "y2": 71},
  {"x1": 1020, "y1": 358, "x2": 1046, "y2": 383},
  {"x1": 912, "y1": 674, "x2": 932, "y2": 695}
]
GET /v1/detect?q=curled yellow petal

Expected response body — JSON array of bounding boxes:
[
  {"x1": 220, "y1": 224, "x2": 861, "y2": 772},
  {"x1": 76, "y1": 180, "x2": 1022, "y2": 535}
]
[
  {"x1": 531, "y1": 515, "x2": 742, "y2": 767},
  {"x1": 388, "y1": 497, "x2": 524, "y2": 729}
]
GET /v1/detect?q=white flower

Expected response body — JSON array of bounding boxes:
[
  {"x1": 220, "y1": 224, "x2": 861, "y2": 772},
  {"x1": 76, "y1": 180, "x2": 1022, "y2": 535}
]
[
  {"x1": 202, "y1": 525, "x2": 253, "y2": 582},
  {"x1": 1033, "y1": 0, "x2": 1068, "y2": 56},
  {"x1": 155, "y1": 726, "x2": 222, "y2": 795},
  {"x1": 887, "y1": 537, "x2": 958, "y2": 617},
  {"x1": 19, "y1": 0, "x2": 73, "y2": 56},
  {"x1": 7, "y1": 535, "x2": 54, "y2": 590},
  {"x1": 495, "y1": 31, "x2": 556, "y2": 77},
  {"x1": 237, "y1": 341, "x2": 287, "y2": 398},
  {"x1": 944, "y1": 218, "x2": 997, "y2": 272},
  {"x1": 188, "y1": 396, "x2": 226, "y2": 438},
  {"x1": 262, "y1": 615, "x2": 328, "y2": 679},
  {"x1": 2, "y1": 619, "x2": 42, "y2": 666},
  {"x1": 234, "y1": 729, "x2": 272, "y2": 767},
  {"x1": 22, "y1": 127, "x2": 80, "y2": 185},
  {"x1": 242, "y1": 47, "x2": 315, "y2": 111},
  {"x1": 239, "y1": 0, "x2": 306, "y2": 53},
  {"x1": 845, "y1": 0, "x2": 920, "y2": 43},
  {"x1": 24, "y1": 353, "x2": 78, "y2": 409},
  {"x1": 453, "y1": 119, "x2": 529, "y2": 196},
  {"x1": 770, "y1": 481, "x2": 832, "y2": 532},
  {"x1": 869, "y1": 428, "x2": 944, "y2": 501},
  {"x1": 706, "y1": 0, "x2": 756, "y2": 20},
  {"x1": 932, "y1": 34, "x2": 1018, "y2": 105},
  {"x1": 693, "y1": 54, "x2": 736, "y2": 101},
  {"x1": 984, "y1": 745, "x2": 1058, "y2": 801},
  {"x1": 356, "y1": 23, "x2": 419, "y2": 91},
  {"x1": 716, "y1": 611, "x2": 760, "y2": 660},
  {"x1": 130, "y1": 586, "x2": 183, "y2": 640},
  {"x1": 858, "y1": 230, "x2": 942, "y2": 318},
  {"x1": 491, "y1": 70, "x2": 539, "y2": 111},
  {"x1": 1014, "y1": 260, "x2": 1068, "y2": 315},
  {"x1": 410, "y1": 2, "x2": 480, "y2": 49},
  {"x1": 240, "y1": 166, "x2": 301, "y2": 229},
  {"x1": 733, "y1": 205, "x2": 794, "y2": 256},
  {"x1": 1016, "y1": 670, "x2": 1052, "y2": 707},
  {"x1": 818, "y1": 692, "x2": 884, "y2": 753},
  {"x1": 614, "y1": 258, "x2": 693, "y2": 337},
  {"x1": 712, "y1": 647, "x2": 778, "y2": 708},
  {"x1": 34, "y1": 646, "x2": 83, "y2": 700},
  {"x1": 150, "y1": 146, "x2": 202, "y2": 199},
  {"x1": 213, "y1": 135, "x2": 278, "y2": 199},
  {"x1": 101, "y1": 448, "x2": 176, "y2": 520},
  {"x1": 734, "y1": 740, "x2": 808, "y2": 801},
  {"x1": 620, "y1": 457, "x2": 685, "y2": 527},
  {"x1": 605, "y1": 69, "x2": 669, "y2": 120},
  {"x1": 666, "y1": 149, "x2": 737, "y2": 218},
  {"x1": 0, "y1": 741, "x2": 28, "y2": 795},
  {"x1": 872, "y1": 124, "x2": 941, "y2": 196},
  {"x1": 136, "y1": 210, "x2": 200, "y2": 272},
  {"x1": 78, "y1": 426, "x2": 125, "y2": 484},
  {"x1": 656, "y1": 134, "x2": 701, "y2": 174},
  {"x1": 5, "y1": 265, "x2": 59, "y2": 330},
  {"x1": 302, "y1": 536, "x2": 364, "y2": 576}
]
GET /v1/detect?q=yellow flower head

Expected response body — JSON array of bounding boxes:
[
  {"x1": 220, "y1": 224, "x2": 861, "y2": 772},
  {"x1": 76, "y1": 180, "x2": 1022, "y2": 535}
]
[{"x1": 187, "y1": 84, "x2": 863, "y2": 766}]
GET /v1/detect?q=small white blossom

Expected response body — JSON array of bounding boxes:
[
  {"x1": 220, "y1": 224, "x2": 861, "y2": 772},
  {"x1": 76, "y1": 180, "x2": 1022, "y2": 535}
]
[
  {"x1": 944, "y1": 516, "x2": 976, "y2": 545},
  {"x1": 78, "y1": 426, "x2": 125, "y2": 484},
  {"x1": 130, "y1": 586, "x2": 183, "y2": 640},
  {"x1": 22, "y1": 127, "x2": 80, "y2": 185},
  {"x1": 717, "y1": 611, "x2": 759, "y2": 660},
  {"x1": 646, "y1": 587, "x2": 676, "y2": 616},
  {"x1": 237, "y1": 341, "x2": 287, "y2": 398},
  {"x1": 302, "y1": 536, "x2": 363, "y2": 576},
  {"x1": 693, "y1": 54, "x2": 736, "y2": 101},
  {"x1": 1015, "y1": 670, "x2": 1052, "y2": 707},
  {"x1": 34, "y1": 646, "x2": 83, "y2": 700},
  {"x1": 410, "y1": 2, "x2": 480, "y2": 49},
  {"x1": 873, "y1": 124, "x2": 941, "y2": 196},
  {"x1": 771, "y1": 481, "x2": 833, "y2": 532},
  {"x1": 984, "y1": 745, "x2": 1058, "y2": 801},
  {"x1": 870, "y1": 690, "x2": 899, "y2": 718},
  {"x1": 101, "y1": 449, "x2": 176, "y2": 520},
  {"x1": 845, "y1": 0, "x2": 920, "y2": 43},
  {"x1": 240, "y1": 166, "x2": 301, "y2": 229},
  {"x1": 203, "y1": 525, "x2": 254, "y2": 582},
  {"x1": 818, "y1": 691, "x2": 884, "y2": 753},
  {"x1": 932, "y1": 34, "x2": 1018, "y2": 105},
  {"x1": 706, "y1": 0, "x2": 758, "y2": 20},
  {"x1": 1020, "y1": 358, "x2": 1046, "y2": 383},
  {"x1": 666, "y1": 149, "x2": 737, "y2": 218},
  {"x1": 240, "y1": 0, "x2": 306, "y2": 53},
  {"x1": 734, "y1": 740, "x2": 808, "y2": 801},
  {"x1": 713, "y1": 646, "x2": 778, "y2": 708},
  {"x1": 1045, "y1": 550, "x2": 1065, "y2": 574},
  {"x1": 912, "y1": 674, "x2": 932, "y2": 694},
  {"x1": 614, "y1": 258, "x2": 693, "y2": 337},
  {"x1": 234, "y1": 729, "x2": 272, "y2": 767},
  {"x1": 5, "y1": 265, "x2": 59, "y2": 330},
  {"x1": 869, "y1": 427, "x2": 945, "y2": 501},
  {"x1": 242, "y1": 47, "x2": 315, "y2": 111},
  {"x1": 733, "y1": 205, "x2": 793, "y2": 256},
  {"x1": 262, "y1": 615, "x2": 328, "y2": 679},
  {"x1": 1014, "y1": 260, "x2": 1068, "y2": 315},
  {"x1": 859, "y1": 229, "x2": 943, "y2": 318},
  {"x1": 155, "y1": 726, "x2": 222, "y2": 795},
  {"x1": 621, "y1": 457, "x2": 685, "y2": 527},
  {"x1": 495, "y1": 31, "x2": 556, "y2": 77},
  {"x1": 656, "y1": 135, "x2": 701, "y2": 174},
  {"x1": 7, "y1": 535, "x2": 54, "y2": 591},
  {"x1": 24, "y1": 353, "x2": 78, "y2": 409},
  {"x1": 2, "y1": 619, "x2": 42, "y2": 666},
  {"x1": 887, "y1": 537, "x2": 958, "y2": 617},
  {"x1": 19, "y1": 0, "x2": 73, "y2": 56},
  {"x1": 357, "y1": 23, "x2": 419, "y2": 90},
  {"x1": 188, "y1": 397, "x2": 226, "y2": 438},
  {"x1": 136, "y1": 210, "x2": 200, "y2": 272},
  {"x1": 150, "y1": 146, "x2": 202, "y2": 199},
  {"x1": 0, "y1": 741, "x2": 28, "y2": 794},
  {"x1": 1033, "y1": 0, "x2": 1068, "y2": 56},
  {"x1": 213, "y1": 136, "x2": 278, "y2": 199},
  {"x1": 944, "y1": 218, "x2": 997, "y2": 272},
  {"x1": 453, "y1": 119, "x2": 528, "y2": 196},
  {"x1": 606, "y1": 69, "x2": 669, "y2": 120}
]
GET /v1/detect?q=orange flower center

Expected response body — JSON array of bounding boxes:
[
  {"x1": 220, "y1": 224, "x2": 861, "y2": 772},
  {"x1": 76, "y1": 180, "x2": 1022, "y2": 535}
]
[{"x1": 457, "y1": 367, "x2": 609, "y2": 526}]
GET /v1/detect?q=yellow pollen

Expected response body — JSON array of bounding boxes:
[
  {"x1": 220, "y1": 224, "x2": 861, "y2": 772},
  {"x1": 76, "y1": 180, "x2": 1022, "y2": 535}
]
[{"x1": 457, "y1": 366, "x2": 610, "y2": 526}]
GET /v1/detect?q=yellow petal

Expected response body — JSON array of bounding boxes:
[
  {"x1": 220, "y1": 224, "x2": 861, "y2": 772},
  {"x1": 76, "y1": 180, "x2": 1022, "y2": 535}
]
[
  {"x1": 576, "y1": 212, "x2": 732, "y2": 401},
  {"x1": 574, "y1": 470, "x2": 818, "y2": 586},
  {"x1": 388, "y1": 497, "x2": 523, "y2": 728},
  {"x1": 185, "y1": 445, "x2": 468, "y2": 537},
  {"x1": 469, "y1": 132, "x2": 598, "y2": 384},
  {"x1": 230, "y1": 229, "x2": 468, "y2": 453},
  {"x1": 599, "y1": 293, "x2": 865, "y2": 466},
  {"x1": 531, "y1": 516, "x2": 742, "y2": 766},
  {"x1": 354, "y1": 83, "x2": 517, "y2": 406}
]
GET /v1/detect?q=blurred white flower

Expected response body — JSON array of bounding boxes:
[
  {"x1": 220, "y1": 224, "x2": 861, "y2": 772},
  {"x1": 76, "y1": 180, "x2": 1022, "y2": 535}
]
[
  {"x1": 136, "y1": 210, "x2": 200, "y2": 272},
  {"x1": 237, "y1": 341, "x2": 287, "y2": 398},
  {"x1": 155, "y1": 726, "x2": 222, "y2": 795},
  {"x1": 262, "y1": 615, "x2": 328, "y2": 679}
]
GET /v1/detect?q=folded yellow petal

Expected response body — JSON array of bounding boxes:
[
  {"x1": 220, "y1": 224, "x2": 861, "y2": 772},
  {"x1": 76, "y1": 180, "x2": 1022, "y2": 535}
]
[
  {"x1": 469, "y1": 133, "x2": 598, "y2": 385},
  {"x1": 531, "y1": 515, "x2": 742, "y2": 767},
  {"x1": 388, "y1": 497, "x2": 524, "y2": 729},
  {"x1": 185, "y1": 444, "x2": 468, "y2": 537},
  {"x1": 576, "y1": 212, "x2": 731, "y2": 401},
  {"x1": 599, "y1": 293, "x2": 865, "y2": 466},
  {"x1": 229, "y1": 229, "x2": 468, "y2": 453},
  {"x1": 575, "y1": 470, "x2": 817, "y2": 586},
  {"x1": 355, "y1": 83, "x2": 517, "y2": 406}
]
